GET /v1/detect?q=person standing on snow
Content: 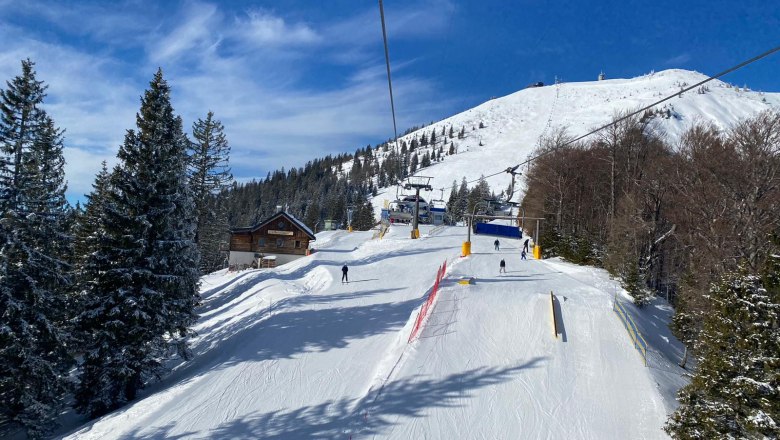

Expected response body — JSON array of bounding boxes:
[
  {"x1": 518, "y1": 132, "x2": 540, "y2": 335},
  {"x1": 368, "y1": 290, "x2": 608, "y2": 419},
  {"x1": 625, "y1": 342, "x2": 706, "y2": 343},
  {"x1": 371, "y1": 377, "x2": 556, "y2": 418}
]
[
  {"x1": 499, "y1": 258, "x2": 506, "y2": 274},
  {"x1": 521, "y1": 249, "x2": 527, "y2": 260},
  {"x1": 341, "y1": 264, "x2": 349, "y2": 283},
  {"x1": 523, "y1": 238, "x2": 530, "y2": 253},
  {"x1": 494, "y1": 239, "x2": 500, "y2": 251}
]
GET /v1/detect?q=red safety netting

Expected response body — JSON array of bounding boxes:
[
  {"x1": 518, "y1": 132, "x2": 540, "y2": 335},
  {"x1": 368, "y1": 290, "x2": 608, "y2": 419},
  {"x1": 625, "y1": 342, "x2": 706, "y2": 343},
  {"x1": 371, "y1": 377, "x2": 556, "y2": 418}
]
[{"x1": 408, "y1": 260, "x2": 447, "y2": 343}]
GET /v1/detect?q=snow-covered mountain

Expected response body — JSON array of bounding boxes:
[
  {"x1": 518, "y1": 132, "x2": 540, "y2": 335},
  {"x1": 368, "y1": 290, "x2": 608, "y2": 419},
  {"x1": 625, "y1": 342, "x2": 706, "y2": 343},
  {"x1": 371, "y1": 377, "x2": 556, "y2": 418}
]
[
  {"x1": 371, "y1": 69, "x2": 780, "y2": 209},
  {"x1": 54, "y1": 70, "x2": 778, "y2": 439}
]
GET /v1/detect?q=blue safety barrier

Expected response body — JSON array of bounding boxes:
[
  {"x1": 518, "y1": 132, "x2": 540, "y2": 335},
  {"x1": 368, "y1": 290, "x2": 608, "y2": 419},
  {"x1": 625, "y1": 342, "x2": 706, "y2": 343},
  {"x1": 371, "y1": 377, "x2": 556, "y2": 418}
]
[{"x1": 474, "y1": 222, "x2": 522, "y2": 238}]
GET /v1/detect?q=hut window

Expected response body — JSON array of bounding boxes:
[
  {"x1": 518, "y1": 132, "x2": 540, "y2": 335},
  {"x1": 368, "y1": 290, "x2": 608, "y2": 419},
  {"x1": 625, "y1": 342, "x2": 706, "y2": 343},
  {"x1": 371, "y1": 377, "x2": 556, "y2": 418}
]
[
  {"x1": 258, "y1": 238, "x2": 266, "y2": 247},
  {"x1": 295, "y1": 240, "x2": 301, "y2": 248},
  {"x1": 276, "y1": 238, "x2": 284, "y2": 248}
]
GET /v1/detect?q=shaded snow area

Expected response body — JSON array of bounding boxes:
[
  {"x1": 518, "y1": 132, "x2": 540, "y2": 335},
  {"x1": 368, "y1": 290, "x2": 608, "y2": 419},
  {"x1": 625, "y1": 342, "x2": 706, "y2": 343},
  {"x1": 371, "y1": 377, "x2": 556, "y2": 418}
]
[{"x1": 61, "y1": 225, "x2": 688, "y2": 439}]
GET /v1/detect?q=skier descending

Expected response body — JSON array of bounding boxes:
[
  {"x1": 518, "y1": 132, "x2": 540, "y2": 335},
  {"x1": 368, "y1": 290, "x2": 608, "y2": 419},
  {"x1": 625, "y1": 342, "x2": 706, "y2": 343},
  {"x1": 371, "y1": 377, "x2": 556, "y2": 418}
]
[
  {"x1": 499, "y1": 259, "x2": 506, "y2": 274},
  {"x1": 342, "y1": 264, "x2": 349, "y2": 283}
]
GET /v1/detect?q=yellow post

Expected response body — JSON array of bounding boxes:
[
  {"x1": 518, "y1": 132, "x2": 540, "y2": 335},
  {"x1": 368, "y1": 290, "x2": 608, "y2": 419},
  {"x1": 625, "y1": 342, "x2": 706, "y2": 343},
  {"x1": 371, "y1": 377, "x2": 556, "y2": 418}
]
[
  {"x1": 461, "y1": 241, "x2": 471, "y2": 257},
  {"x1": 348, "y1": 226, "x2": 353, "y2": 233},
  {"x1": 533, "y1": 244, "x2": 542, "y2": 259}
]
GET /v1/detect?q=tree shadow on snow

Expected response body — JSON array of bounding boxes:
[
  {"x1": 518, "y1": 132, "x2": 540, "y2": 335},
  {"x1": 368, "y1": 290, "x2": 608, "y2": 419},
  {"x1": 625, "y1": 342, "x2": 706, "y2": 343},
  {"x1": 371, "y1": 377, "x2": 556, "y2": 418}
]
[
  {"x1": 122, "y1": 358, "x2": 546, "y2": 439},
  {"x1": 135, "y1": 288, "x2": 410, "y2": 404}
]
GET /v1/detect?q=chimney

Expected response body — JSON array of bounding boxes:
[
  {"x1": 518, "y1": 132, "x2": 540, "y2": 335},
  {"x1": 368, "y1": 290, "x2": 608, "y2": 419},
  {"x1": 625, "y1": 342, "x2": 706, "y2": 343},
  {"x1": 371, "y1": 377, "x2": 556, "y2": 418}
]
[{"x1": 276, "y1": 205, "x2": 283, "y2": 213}]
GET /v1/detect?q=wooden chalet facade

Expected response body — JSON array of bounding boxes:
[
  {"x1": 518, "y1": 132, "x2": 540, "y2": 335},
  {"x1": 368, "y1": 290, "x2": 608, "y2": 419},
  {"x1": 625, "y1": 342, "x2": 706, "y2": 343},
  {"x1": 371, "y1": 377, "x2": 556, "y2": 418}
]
[{"x1": 229, "y1": 211, "x2": 316, "y2": 268}]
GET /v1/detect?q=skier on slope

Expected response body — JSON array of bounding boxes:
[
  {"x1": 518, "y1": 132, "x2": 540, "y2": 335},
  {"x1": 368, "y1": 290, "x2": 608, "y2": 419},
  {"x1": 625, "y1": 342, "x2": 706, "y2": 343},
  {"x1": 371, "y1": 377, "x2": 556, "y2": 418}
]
[
  {"x1": 523, "y1": 238, "x2": 530, "y2": 253},
  {"x1": 494, "y1": 239, "x2": 500, "y2": 251},
  {"x1": 499, "y1": 258, "x2": 506, "y2": 274},
  {"x1": 341, "y1": 264, "x2": 349, "y2": 283}
]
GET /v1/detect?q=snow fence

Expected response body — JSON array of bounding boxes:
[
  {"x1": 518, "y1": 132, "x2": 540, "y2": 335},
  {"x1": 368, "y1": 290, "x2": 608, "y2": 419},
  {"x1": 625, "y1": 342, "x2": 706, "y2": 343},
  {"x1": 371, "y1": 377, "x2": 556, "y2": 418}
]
[{"x1": 408, "y1": 260, "x2": 448, "y2": 342}]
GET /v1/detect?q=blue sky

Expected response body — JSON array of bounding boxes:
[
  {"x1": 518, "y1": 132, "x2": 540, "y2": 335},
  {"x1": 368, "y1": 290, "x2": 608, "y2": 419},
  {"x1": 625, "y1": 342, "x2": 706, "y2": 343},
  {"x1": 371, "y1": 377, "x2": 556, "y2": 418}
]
[{"x1": 1, "y1": 0, "x2": 778, "y2": 202}]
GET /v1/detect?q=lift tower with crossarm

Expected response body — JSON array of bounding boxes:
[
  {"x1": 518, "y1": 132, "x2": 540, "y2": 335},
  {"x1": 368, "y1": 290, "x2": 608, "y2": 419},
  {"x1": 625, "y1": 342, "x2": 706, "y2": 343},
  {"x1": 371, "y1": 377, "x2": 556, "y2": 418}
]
[{"x1": 404, "y1": 176, "x2": 433, "y2": 239}]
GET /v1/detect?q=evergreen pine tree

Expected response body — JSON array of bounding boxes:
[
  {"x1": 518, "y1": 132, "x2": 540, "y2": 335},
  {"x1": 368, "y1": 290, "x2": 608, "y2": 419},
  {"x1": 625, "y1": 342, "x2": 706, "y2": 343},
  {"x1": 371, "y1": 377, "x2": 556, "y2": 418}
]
[
  {"x1": 467, "y1": 176, "x2": 489, "y2": 214},
  {"x1": 188, "y1": 111, "x2": 233, "y2": 273},
  {"x1": 447, "y1": 181, "x2": 460, "y2": 222},
  {"x1": 665, "y1": 265, "x2": 780, "y2": 438},
  {"x1": 456, "y1": 177, "x2": 469, "y2": 220},
  {"x1": 0, "y1": 59, "x2": 73, "y2": 439},
  {"x1": 304, "y1": 198, "x2": 321, "y2": 231},
  {"x1": 421, "y1": 151, "x2": 431, "y2": 168},
  {"x1": 74, "y1": 161, "x2": 111, "y2": 261},
  {"x1": 352, "y1": 193, "x2": 376, "y2": 230},
  {"x1": 74, "y1": 69, "x2": 200, "y2": 418},
  {"x1": 410, "y1": 153, "x2": 418, "y2": 173}
]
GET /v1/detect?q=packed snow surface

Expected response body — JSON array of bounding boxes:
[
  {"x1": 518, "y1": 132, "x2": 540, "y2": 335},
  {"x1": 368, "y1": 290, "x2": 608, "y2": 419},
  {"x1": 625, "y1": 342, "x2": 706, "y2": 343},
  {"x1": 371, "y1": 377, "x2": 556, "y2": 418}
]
[{"x1": 61, "y1": 225, "x2": 687, "y2": 439}]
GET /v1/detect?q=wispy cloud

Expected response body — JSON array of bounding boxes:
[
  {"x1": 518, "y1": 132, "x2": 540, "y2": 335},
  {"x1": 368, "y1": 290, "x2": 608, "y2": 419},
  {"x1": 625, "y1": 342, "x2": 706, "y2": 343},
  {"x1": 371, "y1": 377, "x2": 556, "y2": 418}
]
[
  {"x1": 0, "y1": 1, "x2": 458, "y2": 201},
  {"x1": 664, "y1": 53, "x2": 691, "y2": 66},
  {"x1": 239, "y1": 9, "x2": 321, "y2": 46},
  {"x1": 149, "y1": 2, "x2": 222, "y2": 63}
]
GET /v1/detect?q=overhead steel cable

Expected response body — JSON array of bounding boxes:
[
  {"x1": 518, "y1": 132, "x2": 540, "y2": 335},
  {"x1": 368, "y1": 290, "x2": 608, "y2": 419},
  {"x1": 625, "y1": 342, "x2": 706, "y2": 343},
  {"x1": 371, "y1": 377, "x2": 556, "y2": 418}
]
[
  {"x1": 518, "y1": 44, "x2": 780, "y2": 167},
  {"x1": 379, "y1": 0, "x2": 400, "y2": 152},
  {"x1": 434, "y1": 44, "x2": 780, "y2": 192}
]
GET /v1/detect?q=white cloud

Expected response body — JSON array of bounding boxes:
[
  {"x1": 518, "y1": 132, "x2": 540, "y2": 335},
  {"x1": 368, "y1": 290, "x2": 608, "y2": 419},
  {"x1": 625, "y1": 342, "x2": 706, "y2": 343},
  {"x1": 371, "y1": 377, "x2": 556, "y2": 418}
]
[
  {"x1": 240, "y1": 10, "x2": 320, "y2": 46},
  {"x1": 664, "y1": 53, "x2": 691, "y2": 66},
  {"x1": 0, "y1": 1, "x2": 460, "y2": 203},
  {"x1": 149, "y1": 2, "x2": 222, "y2": 63}
]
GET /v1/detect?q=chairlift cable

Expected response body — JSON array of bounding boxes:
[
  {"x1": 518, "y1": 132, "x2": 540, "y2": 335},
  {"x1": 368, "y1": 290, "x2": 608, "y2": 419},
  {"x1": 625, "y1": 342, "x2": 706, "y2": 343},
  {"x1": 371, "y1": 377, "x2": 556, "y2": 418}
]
[
  {"x1": 379, "y1": 0, "x2": 400, "y2": 152},
  {"x1": 435, "y1": 43, "x2": 780, "y2": 192},
  {"x1": 520, "y1": 44, "x2": 780, "y2": 167}
]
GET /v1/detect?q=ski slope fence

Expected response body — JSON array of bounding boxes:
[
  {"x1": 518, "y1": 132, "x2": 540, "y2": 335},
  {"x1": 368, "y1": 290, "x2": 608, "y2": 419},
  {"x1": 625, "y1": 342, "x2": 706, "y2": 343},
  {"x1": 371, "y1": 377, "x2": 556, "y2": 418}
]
[
  {"x1": 408, "y1": 260, "x2": 448, "y2": 343},
  {"x1": 613, "y1": 296, "x2": 648, "y2": 366}
]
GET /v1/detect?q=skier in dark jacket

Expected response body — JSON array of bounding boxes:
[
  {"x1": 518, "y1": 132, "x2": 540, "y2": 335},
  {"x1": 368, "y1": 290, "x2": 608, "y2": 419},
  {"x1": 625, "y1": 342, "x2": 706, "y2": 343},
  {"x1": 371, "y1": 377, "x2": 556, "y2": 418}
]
[
  {"x1": 523, "y1": 238, "x2": 530, "y2": 253},
  {"x1": 494, "y1": 239, "x2": 500, "y2": 251},
  {"x1": 341, "y1": 264, "x2": 349, "y2": 283},
  {"x1": 499, "y1": 259, "x2": 506, "y2": 274}
]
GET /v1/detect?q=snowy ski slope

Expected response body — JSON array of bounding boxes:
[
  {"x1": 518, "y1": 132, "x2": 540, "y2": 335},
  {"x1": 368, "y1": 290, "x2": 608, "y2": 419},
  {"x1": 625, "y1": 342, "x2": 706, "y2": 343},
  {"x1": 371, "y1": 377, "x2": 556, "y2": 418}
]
[
  {"x1": 61, "y1": 225, "x2": 687, "y2": 439},
  {"x1": 58, "y1": 69, "x2": 778, "y2": 438}
]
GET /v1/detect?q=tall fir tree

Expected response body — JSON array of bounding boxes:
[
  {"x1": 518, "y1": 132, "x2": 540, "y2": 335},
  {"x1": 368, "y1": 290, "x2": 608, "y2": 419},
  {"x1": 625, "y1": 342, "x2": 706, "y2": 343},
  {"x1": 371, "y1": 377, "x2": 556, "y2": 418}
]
[
  {"x1": 421, "y1": 151, "x2": 431, "y2": 168},
  {"x1": 456, "y1": 177, "x2": 469, "y2": 219},
  {"x1": 188, "y1": 111, "x2": 233, "y2": 273},
  {"x1": 665, "y1": 264, "x2": 780, "y2": 438},
  {"x1": 71, "y1": 161, "x2": 112, "y2": 348},
  {"x1": 0, "y1": 59, "x2": 73, "y2": 439},
  {"x1": 74, "y1": 69, "x2": 200, "y2": 418},
  {"x1": 446, "y1": 180, "x2": 460, "y2": 222},
  {"x1": 73, "y1": 161, "x2": 111, "y2": 260}
]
